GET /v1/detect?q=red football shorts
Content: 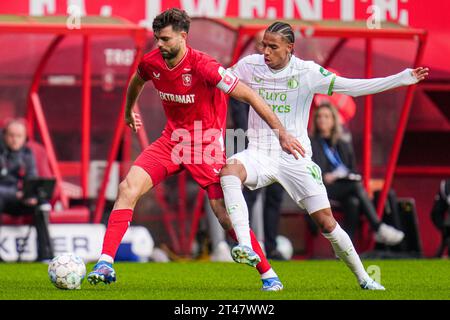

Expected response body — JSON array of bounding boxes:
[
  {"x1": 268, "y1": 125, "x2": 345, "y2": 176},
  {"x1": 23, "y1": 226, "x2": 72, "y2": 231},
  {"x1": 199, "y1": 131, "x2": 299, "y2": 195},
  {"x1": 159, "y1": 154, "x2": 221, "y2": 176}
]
[{"x1": 134, "y1": 135, "x2": 225, "y2": 199}]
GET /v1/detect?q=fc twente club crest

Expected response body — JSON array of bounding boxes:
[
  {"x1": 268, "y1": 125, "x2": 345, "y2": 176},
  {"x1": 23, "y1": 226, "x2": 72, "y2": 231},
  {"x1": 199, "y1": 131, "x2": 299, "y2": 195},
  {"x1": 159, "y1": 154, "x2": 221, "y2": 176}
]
[{"x1": 182, "y1": 73, "x2": 192, "y2": 86}]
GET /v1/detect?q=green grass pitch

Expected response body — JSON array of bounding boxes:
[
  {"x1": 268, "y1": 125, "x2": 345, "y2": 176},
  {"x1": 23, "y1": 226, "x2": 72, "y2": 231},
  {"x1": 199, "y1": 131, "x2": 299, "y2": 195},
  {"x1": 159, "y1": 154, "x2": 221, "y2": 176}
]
[{"x1": 0, "y1": 259, "x2": 449, "y2": 300}]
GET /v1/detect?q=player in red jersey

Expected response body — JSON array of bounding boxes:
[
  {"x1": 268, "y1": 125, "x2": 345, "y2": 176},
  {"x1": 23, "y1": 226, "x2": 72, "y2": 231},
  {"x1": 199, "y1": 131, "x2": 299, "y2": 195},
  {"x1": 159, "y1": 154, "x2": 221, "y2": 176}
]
[{"x1": 87, "y1": 8, "x2": 303, "y2": 291}]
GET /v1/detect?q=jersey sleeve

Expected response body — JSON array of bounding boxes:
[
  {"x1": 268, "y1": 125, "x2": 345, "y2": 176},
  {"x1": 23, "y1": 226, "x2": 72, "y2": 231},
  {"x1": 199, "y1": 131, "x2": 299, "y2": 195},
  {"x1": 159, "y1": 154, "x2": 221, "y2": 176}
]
[
  {"x1": 331, "y1": 69, "x2": 417, "y2": 97},
  {"x1": 228, "y1": 55, "x2": 255, "y2": 84},
  {"x1": 306, "y1": 62, "x2": 336, "y2": 95},
  {"x1": 228, "y1": 58, "x2": 247, "y2": 82},
  {"x1": 196, "y1": 54, "x2": 239, "y2": 94},
  {"x1": 136, "y1": 58, "x2": 152, "y2": 82}
]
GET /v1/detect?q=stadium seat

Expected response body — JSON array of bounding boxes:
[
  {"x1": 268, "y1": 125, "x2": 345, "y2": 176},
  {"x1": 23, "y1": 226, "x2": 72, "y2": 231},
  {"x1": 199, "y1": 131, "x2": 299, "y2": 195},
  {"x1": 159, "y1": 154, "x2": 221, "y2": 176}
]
[
  {"x1": 27, "y1": 141, "x2": 53, "y2": 178},
  {"x1": 49, "y1": 207, "x2": 90, "y2": 223},
  {"x1": 0, "y1": 214, "x2": 33, "y2": 225},
  {"x1": 1, "y1": 139, "x2": 90, "y2": 224}
]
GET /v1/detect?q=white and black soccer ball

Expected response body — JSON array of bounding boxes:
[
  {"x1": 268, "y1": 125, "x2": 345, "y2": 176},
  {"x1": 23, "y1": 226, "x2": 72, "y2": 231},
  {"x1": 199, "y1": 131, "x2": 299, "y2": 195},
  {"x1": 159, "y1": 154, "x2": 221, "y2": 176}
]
[{"x1": 48, "y1": 253, "x2": 86, "y2": 290}]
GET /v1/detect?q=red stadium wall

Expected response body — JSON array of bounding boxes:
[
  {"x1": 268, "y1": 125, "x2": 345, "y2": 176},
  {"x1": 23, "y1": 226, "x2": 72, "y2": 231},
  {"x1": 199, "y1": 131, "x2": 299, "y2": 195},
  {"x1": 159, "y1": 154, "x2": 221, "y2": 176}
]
[
  {"x1": 1, "y1": 0, "x2": 449, "y2": 29},
  {"x1": 1, "y1": 1, "x2": 449, "y2": 77}
]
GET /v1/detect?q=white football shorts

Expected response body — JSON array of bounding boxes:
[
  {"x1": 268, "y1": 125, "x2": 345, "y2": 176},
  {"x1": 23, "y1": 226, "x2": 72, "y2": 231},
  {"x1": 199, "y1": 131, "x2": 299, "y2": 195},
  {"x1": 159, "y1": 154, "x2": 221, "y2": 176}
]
[{"x1": 228, "y1": 147, "x2": 330, "y2": 214}]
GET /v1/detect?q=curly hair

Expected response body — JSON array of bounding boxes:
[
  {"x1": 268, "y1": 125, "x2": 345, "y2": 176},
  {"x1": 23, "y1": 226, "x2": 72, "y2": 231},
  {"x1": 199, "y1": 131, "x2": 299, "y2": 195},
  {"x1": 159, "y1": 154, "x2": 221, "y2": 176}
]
[{"x1": 152, "y1": 8, "x2": 191, "y2": 33}]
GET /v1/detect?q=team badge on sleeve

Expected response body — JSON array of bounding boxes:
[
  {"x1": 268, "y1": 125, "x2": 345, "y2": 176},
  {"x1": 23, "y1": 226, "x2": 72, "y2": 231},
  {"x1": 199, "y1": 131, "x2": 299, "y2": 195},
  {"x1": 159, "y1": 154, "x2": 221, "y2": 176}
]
[{"x1": 217, "y1": 66, "x2": 239, "y2": 94}]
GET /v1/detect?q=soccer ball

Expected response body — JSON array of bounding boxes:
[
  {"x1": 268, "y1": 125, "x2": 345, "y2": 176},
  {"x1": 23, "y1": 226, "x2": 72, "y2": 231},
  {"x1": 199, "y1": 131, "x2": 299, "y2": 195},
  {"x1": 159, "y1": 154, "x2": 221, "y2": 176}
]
[{"x1": 48, "y1": 253, "x2": 86, "y2": 290}]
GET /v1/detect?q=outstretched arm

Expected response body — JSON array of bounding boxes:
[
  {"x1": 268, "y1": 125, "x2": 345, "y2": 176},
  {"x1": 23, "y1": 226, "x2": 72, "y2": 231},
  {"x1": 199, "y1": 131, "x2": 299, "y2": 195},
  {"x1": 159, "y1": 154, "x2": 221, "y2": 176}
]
[
  {"x1": 229, "y1": 81, "x2": 306, "y2": 159},
  {"x1": 124, "y1": 72, "x2": 146, "y2": 132},
  {"x1": 332, "y1": 67, "x2": 429, "y2": 97}
]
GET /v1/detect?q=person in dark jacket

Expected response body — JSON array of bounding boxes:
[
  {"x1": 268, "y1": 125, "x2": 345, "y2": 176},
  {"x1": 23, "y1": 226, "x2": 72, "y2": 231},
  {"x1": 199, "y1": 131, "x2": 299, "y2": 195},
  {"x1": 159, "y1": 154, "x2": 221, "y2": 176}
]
[
  {"x1": 430, "y1": 179, "x2": 450, "y2": 256},
  {"x1": 310, "y1": 103, "x2": 404, "y2": 245},
  {"x1": 0, "y1": 118, "x2": 53, "y2": 261}
]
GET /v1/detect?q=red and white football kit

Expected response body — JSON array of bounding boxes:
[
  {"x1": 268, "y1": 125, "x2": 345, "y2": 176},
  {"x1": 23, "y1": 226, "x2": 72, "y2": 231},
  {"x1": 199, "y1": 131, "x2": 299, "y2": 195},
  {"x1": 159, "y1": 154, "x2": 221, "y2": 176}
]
[
  {"x1": 101, "y1": 47, "x2": 273, "y2": 277},
  {"x1": 135, "y1": 46, "x2": 238, "y2": 198}
]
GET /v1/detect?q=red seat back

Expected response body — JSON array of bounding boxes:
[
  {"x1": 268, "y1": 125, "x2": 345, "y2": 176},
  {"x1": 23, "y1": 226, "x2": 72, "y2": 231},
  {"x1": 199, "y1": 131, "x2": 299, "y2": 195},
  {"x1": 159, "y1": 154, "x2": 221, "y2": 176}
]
[
  {"x1": 27, "y1": 140, "x2": 53, "y2": 178},
  {"x1": 1, "y1": 140, "x2": 90, "y2": 224}
]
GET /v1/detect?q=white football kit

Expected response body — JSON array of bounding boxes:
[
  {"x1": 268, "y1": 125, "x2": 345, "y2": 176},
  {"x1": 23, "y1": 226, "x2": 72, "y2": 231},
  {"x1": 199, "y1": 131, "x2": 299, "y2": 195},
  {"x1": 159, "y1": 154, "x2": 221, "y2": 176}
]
[{"x1": 229, "y1": 54, "x2": 418, "y2": 214}]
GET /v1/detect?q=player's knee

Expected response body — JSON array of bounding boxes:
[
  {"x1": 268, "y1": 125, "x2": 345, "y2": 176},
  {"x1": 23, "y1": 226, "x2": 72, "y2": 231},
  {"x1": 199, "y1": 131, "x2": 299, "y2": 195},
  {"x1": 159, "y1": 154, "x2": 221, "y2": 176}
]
[
  {"x1": 219, "y1": 164, "x2": 246, "y2": 186},
  {"x1": 118, "y1": 178, "x2": 141, "y2": 204},
  {"x1": 219, "y1": 164, "x2": 237, "y2": 178},
  {"x1": 312, "y1": 209, "x2": 337, "y2": 233},
  {"x1": 320, "y1": 216, "x2": 337, "y2": 234}
]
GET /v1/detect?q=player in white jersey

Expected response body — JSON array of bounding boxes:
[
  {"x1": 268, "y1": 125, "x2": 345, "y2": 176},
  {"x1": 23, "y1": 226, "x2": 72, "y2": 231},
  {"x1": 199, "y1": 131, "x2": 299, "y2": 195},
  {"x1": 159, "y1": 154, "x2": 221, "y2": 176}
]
[{"x1": 220, "y1": 22, "x2": 429, "y2": 290}]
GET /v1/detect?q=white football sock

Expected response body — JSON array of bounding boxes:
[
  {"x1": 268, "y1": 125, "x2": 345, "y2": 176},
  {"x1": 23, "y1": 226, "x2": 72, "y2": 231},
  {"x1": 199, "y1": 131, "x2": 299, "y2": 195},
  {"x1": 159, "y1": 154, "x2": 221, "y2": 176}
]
[
  {"x1": 322, "y1": 223, "x2": 369, "y2": 284},
  {"x1": 261, "y1": 268, "x2": 278, "y2": 280},
  {"x1": 99, "y1": 254, "x2": 114, "y2": 264},
  {"x1": 220, "y1": 175, "x2": 252, "y2": 248}
]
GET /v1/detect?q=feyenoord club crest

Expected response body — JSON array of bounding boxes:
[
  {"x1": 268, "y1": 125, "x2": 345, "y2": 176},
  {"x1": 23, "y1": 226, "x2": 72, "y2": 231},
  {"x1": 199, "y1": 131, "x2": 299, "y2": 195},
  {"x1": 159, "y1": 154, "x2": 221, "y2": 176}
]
[{"x1": 182, "y1": 74, "x2": 192, "y2": 86}]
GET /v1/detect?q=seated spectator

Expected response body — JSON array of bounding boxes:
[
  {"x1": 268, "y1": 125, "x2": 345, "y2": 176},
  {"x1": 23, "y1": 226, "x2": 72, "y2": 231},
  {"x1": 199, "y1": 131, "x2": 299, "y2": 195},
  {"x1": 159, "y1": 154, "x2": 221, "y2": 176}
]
[
  {"x1": 309, "y1": 103, "x2": 404, "y2": 246},
  {"x1": 430, "y1": 179, "x2": 450, "y2": 256},
  {"x1": 0, "y1": 118, "x2": 53, "y2": 261}
]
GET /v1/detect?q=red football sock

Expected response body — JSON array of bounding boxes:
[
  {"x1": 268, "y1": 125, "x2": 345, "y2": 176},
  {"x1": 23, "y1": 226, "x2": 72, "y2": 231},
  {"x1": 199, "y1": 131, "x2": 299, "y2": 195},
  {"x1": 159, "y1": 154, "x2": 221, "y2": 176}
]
[
  {"x1": 101, "y1": 209, "x2": 133, "y2": 259},
  {"x1": 228, "y1": 228, "x2": 271, "y2": 275}
]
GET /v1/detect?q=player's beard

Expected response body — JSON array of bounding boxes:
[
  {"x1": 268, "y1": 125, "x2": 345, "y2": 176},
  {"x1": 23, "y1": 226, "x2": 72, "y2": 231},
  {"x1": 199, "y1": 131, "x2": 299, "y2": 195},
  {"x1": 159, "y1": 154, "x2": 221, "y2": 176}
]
[{"x1": 160, "y1": 45, "x2": 180, "y2": 60}]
